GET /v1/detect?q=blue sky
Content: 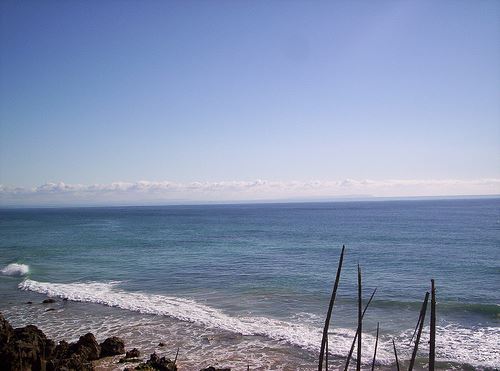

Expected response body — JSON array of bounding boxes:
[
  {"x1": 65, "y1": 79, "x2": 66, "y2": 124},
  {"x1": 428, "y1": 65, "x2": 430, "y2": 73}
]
[{"x1": 1, "y1": 1, "x2": 499, "y2": 205}]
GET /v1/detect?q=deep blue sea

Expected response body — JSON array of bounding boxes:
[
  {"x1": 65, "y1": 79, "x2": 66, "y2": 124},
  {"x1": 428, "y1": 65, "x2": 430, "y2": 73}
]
[{"x1": 0, "y1": 198, "x2": 499, "y2": 370}]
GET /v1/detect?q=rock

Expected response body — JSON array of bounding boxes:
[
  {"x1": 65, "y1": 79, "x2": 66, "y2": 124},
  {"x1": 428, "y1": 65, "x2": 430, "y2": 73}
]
[
  {"x1": 0, "y1": 321, "x2": 55, "y2": 371},
  {"x1": 47, "y1": 337, "x2": 97, "y2": 371},
  {"x1": 26, "y1": 301, "x2": 33, "y2": 304},
  {"x1": 158, "y1": 342, "x2": 165, "y2": 347},
  {"x1": 100, "y1": 336, "x2": 125, "y2": 357},
  {"x1": 0, "y1": 312, "x2": 14, "y2": 344},
  {"x1": 134, "y1": 352, "x2": 177, "y2": 371},
  {"x1": 42, "y1": 298, "x2": 56, "y2": 304},
  {"x1": 47, "y1": 353, "x2": 94, "y2": 371},
  {"x1": 69, "y1": 332, "x2": 101, "y2": 361},
  {"x1": 63, "y1": 298, "x2": 68, "y2": 301},
  {"x1": 119, "y1": 357, "x2": 142, "y2": 363},
  {"x1": 125, "y1": 347, "x2": 141, "y2": 358},
  {"x1": 0, "y1": 313, "x2": 118, "y2": 371},
  {"x1": 134, "y1": 365, "x2": 156, "y2": 371},
  {"x1": 52, "y1": 340, "x2": 70, "y2": 359},
  {"x1": 45, "y1": 308, "x2": 56, "y2": 312}
]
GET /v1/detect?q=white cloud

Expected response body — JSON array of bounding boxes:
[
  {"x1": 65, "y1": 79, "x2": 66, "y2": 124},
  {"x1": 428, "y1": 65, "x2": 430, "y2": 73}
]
[{"x1": 0, "y1": 178, "x2": 499, "y2": 206}]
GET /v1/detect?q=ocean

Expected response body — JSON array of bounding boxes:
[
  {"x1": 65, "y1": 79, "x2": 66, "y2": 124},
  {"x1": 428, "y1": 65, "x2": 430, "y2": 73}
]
[{"x1": 0, "y1": 198, "x2": 499, "y2": 370}]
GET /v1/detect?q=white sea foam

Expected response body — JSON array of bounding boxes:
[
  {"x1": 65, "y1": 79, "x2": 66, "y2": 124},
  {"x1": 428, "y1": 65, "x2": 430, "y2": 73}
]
[
  {"x1": 18, "y1": 279, "x2": 500, "y2": 368},
  {"x1": 1, "y1": 263, "x2": 29, "y2": 276}
]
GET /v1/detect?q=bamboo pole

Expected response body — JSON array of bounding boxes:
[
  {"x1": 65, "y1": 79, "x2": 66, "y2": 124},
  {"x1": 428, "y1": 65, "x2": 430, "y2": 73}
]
[
  {"x1": 356, "y1": 264, "x2": 362, "y2": 371},
  {"x1": 343, "y1": 288, "x2": 377, "y2": 371},
  {"x1": 318, "y1": 245, "x2": 345, "y2": 371},
  {"x1": 408, "y1": 292, "x2": 430, "y2": 371},
  {"x1": 393, "y1": 339, "x2": 400, "y2": 371},
  {"x1": 429, "y1": 279, "x2": 436, "y2": 371},
  {"x1": 371, "y1": 322, "x2": 379, "y2": 371}
]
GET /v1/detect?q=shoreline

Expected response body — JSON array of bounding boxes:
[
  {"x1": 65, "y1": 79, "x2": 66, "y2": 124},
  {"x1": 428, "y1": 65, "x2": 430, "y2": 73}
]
[
  {"x1": 1, "y1": 270, "x2": 498, "y2": 370},
  {"x1": 1, "y1": 310, "x2": 231, "y2": 371},
  {"x1": 1, "y1": 272, "x2": 499, "y2": 371},
  {"x1": 2, "y1": 296, "x2": 497, "y2": 371}
]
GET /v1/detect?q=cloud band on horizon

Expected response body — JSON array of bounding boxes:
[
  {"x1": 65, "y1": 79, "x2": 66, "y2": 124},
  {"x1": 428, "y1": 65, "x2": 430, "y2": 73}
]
[{"x1": 1, "y1": 179, "x2": 499, "y2": 207}]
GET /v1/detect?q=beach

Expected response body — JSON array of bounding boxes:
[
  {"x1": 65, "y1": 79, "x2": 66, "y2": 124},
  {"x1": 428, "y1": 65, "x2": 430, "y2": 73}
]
[{"x1": 1, "y1": 199, "x2": 499, "y2": 369}]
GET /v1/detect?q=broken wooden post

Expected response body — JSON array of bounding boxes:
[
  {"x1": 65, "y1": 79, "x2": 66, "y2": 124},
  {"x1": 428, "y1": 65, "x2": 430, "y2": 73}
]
[
  {"x1": 318, "y1": 245, "x2": 345, "y2": 371},
  {"x1": 371, "y1": 322, "x2": 379, "y2": 371},
  {"x1": 326, "y1": 334, "x2": 329, "y2": 371},
  {"x1": 343, "y1": 288, "x2": 377, "y2": 371},
  {"x1": 393, "y1": 339, "x2": 400, "y2": 371},
  {"x1": 429, "y1": 279, "x2": 436, "y2": 371},
  {"x1": 356, "y1": 264, "x2": 362, "y2": 371},
  {"x1": 174, "y1": 347, "x2": 179, "y2": 364},
  {"x1": 408, "y1": 292, "x2": 430, "y2": 371}
]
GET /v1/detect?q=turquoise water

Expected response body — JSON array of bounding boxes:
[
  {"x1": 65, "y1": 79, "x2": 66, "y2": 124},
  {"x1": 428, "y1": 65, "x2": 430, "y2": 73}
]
[{"x1": 1, "y1": 199, "x2": 499, "y2": 369}]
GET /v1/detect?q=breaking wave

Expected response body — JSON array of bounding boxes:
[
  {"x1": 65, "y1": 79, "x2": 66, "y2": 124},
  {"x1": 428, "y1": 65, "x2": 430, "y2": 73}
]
[{"x1": 1, "y1": 263, "x2": 29, "y2": 276}]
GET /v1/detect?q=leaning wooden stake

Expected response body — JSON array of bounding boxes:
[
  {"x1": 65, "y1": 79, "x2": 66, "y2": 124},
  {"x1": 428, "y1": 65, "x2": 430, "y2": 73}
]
[
  {"x1": 392, "y1": 339, "x2": 400, "y2": 371},
  {"x1": 429, "y1": 279, "x2": 436, "y2": 371},
  {"x1": 318, "y1": 245, "x2": 345, "y2": 371},
  {"x1": 343, "y1": 288, "x2": 377, "y2": 371},
  {"x1": 408, "y1": 292, "x2": 430, "y2": 371},
  {"x1": 356, "y1": 264, "x2": 362, "y2": 371},
  {"x1": 371, "y1": 322, "x2": 379, "y2": 371},
  {"x1": 174, "y1": 347, "x2": 179, "y2": 363},
  {"x1": 409, "y1": 312, "x2": 422, "y2": 346},
  {"x1": 325, "y1": 334, "x2": 329, "y2": 371}
]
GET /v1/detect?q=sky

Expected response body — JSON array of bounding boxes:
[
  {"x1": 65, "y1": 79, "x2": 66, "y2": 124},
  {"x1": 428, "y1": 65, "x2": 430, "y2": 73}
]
[{"x1": 1, "y1": 1, "x2": 499, "y2": 206}]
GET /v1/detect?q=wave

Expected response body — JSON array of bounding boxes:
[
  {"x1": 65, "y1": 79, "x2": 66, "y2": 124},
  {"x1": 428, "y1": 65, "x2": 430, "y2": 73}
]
[
  {"x1": 371, "y1": 299, "x2": 500, "y2": 317},
  {"x1": 19, "y1": 279, "x2": 500, "y2": 368},
  {"x1": 17, "y1": 279, "x2": 388, "y2": 362},
  {"x1": 1, "y1": 263, "x2": 29, "y2": 276}
]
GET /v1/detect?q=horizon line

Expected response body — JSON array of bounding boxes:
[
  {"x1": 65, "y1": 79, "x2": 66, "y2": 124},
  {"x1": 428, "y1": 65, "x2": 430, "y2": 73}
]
[{"x1": 1, "y1": 193, "x2": 499, "y2": 210}]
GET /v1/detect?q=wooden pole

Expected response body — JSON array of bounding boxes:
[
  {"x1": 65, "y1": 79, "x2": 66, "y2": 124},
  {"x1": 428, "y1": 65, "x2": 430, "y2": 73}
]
[
  {"x1": 343, "y1": 288, "x2": 377, "y2": 371},
  {"x1": 393, "y1": 339, "x2": 400, "y2": 371},
  {"x1": 409, "y1": 292, "x2": 430, "y2": 371},
  {"x1": 318, "y1": 245, "x2": 345, "y2": 371},
  {"x1": 429, "y1": 280, "x2": 436, "y2": 371},
  {"x1": 326, "y1": 333, "x2": 329, "y2": 371},
  {"x1": 371, "y1": 322, "x2": 379, "y2": 371},
  {"x1": 409, "y1": 310, "x2": 422, "y2": 346},
  {"x1": 174, "y1": 347, "x2": 179, "y2": 363},
  {"x1": 356, "y1": 264, "x2": 362, "y2": 371}
]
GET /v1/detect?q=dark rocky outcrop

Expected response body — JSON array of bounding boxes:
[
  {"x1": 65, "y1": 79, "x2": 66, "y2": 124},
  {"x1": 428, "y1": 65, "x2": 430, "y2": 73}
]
[
  {"x1": 47, "y1": 353, "x2": 94, "y2": 371},
  {"x1": 99, "y1": 336, "x2": 125, "y2": 357},
  {"x1": 42, "y1": 298, "x2": 56, "y2": 304},
  {"x1": 0, "y1": 319, "x2": 55, "y2": 371},
  {"x1": 0, "y1": 312, "x2": 14, "y2": 343},
  {"x1": 46, "y1": 336, "x2": 97, "y2": 371},
  {"x1": 0, "y1": 313, "x2": 232, "y2": 371},
  {"x1": 0, "y1": 313, "x2": 99, "y2": 371},
  {"x1": 134, "y1": 352, "x2": 177, "y2": 371},
  {"x1": 70, "y1": 333, "x2": 101, "y2": 361},
  {"x1": 119, "y1": 357, "x2": 142, "y2": 364},
  {"x1": 125, "y1": 347, "x2": 141, "y2": 358}
]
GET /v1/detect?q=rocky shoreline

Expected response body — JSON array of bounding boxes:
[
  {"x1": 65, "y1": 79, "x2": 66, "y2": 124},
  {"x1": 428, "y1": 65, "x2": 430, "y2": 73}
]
[{"x1": 0, "y1": 311, "x2": 230, "y2": 371}]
